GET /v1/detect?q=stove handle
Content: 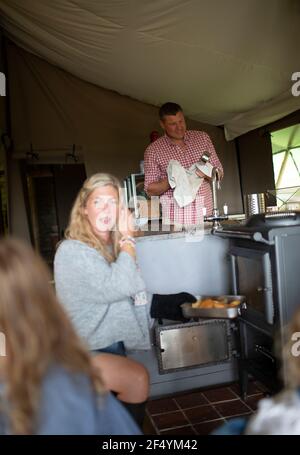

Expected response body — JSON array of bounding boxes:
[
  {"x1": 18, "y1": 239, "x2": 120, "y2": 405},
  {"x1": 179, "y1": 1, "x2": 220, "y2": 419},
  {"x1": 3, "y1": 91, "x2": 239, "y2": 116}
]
[
  {"x1": 252, "y1": 232, "x2": 274, "y2": 245},
  {"x1": 213, "y1": 230, "x2": 253, "y2": 239},
  {"x1": 255, "y1": 344, "x2": 275, "y2": 363},
  {"x1": 214, "y1": 230, "x2": 274, "y2": 245}
]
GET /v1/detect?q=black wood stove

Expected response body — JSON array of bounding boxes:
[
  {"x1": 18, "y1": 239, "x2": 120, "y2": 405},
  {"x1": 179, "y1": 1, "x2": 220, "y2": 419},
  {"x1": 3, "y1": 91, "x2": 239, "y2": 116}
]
[{"x1": 214, "y1": 211, "x2": 300, "y2": 398}]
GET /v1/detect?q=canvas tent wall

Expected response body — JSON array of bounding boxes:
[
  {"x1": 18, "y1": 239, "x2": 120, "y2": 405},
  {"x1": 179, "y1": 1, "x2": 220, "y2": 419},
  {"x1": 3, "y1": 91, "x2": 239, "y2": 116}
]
[{"x1": 4, "y1": 41, "x2": 242, "y2": 242}]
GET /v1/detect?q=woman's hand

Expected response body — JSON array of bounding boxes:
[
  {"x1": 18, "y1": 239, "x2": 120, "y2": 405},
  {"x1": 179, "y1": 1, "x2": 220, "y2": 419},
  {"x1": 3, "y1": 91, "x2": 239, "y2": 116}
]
[
  {"x1": 120, "y1": 241, "x2": 136, "y2": 260},
  {"x1": 118, "y1": 207, "x2": 136, "y2": 237}
]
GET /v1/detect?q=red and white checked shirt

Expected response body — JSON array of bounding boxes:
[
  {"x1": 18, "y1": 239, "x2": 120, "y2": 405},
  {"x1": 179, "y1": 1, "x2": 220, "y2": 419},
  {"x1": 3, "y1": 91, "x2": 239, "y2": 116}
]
[{"x1": 144, "y1": 130, "x2": 223, "y2": 225}]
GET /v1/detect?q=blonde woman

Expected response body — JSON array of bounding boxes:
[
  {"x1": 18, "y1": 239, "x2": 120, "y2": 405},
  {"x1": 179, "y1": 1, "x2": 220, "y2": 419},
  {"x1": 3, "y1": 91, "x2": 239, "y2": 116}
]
[
  {"x1": 54, "y1": 173, "x2": 151, "y2": 355},
  {"x1": 0, "y1": 238, "x2": 140, "y2": 435}
]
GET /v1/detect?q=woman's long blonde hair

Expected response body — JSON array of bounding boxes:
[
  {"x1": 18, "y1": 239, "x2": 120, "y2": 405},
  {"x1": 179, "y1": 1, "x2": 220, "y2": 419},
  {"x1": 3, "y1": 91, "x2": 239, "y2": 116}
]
[
  {"x1": 65, "y1": 173, "x2": 123, "y2": 262},
  {"x1": 0, "y1": 238, "x2": 105, "y2": 434}
]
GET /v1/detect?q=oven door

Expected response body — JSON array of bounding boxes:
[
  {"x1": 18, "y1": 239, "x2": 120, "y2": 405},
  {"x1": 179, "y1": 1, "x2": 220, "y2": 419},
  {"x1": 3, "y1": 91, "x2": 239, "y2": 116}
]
[
  {"x1": 238, "y1": 318, "x2": 280, "y2": 394},
  {"x1": 230, "y1": 246, "x2": 274, "y2": 326}
]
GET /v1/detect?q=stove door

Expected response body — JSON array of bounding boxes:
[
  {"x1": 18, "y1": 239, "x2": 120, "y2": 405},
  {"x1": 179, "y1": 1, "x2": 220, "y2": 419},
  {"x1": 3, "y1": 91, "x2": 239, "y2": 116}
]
[
  {"x1": 237, "y1": 319, "x2": 280, "y2": 395},
  {"x1": 155, "y1": 320, "x2": 231, "y2": 373},
  {"x1": 230, "y1": 246, "x2": 274, "y2": 325}
]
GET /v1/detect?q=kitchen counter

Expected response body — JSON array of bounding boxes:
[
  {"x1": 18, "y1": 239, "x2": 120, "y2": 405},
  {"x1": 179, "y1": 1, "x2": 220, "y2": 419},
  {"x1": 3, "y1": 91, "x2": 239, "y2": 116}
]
[{"x1": 134, "y1": 214, "x2": 245, "y2": 241}]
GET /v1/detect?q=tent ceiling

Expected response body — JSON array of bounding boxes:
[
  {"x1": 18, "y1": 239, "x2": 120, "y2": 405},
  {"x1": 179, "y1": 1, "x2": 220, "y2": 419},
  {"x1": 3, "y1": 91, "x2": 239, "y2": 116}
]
[{"x1": 0, "y1": 0, "x2": 300, "y2": 139}]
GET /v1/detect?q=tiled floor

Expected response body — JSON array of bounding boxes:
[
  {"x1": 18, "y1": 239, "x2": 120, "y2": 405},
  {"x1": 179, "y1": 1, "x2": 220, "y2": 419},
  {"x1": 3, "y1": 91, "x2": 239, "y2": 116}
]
[{"x1": 143, "y1": 381, "x2": 268, "y2": 435}]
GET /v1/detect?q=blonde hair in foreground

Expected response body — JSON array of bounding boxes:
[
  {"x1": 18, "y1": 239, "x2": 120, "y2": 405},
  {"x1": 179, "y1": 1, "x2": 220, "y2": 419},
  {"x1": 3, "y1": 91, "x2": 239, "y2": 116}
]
[
  {"x1": 0, "y1": 238, "x2": 105, "y2": 434},
  {"x1": 65, "y1": 173, "x2": 123, "y2": 262}
]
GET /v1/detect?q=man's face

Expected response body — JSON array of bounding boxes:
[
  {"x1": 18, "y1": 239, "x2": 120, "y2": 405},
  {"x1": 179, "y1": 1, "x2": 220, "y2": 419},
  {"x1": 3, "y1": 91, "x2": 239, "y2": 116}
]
[{"x1": 160, "y1": 111, "x2": 186, "y2": 141}]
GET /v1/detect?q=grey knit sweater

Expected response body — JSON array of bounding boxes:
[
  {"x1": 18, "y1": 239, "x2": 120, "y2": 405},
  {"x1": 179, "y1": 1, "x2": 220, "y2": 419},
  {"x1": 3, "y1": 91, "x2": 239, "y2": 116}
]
[{"x1": 54, "y1": 240, "x2": 151, "y2": 351}]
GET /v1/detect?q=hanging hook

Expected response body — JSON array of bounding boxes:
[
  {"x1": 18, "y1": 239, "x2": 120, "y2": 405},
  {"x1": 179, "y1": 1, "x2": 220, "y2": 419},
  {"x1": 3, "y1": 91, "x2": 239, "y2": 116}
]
[
  {"x1": 26, "y1": 143, "x2": 39, "y2": 160},
  {"x1": 65, "y1": 144, "x2": 78, "y2": 162}
]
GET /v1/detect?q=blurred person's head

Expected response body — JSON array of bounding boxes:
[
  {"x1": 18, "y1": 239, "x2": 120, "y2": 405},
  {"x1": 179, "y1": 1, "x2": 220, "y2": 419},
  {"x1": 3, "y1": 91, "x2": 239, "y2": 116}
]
[
  {"x1": 282, "y1": 306, "x2": 300, "y2": 389},
  {"x1": 0, "y1": 238, "x2": 105, "y2": 434},
  {"x1": 149, "y1": 130, "x2": 160, "y2": 143},
  {"x1": 159, "y1": 102, "x2": 186, "y2": 142},
  {"x1": 65, "y1": 173, "x2": 123, "y2": 262}
]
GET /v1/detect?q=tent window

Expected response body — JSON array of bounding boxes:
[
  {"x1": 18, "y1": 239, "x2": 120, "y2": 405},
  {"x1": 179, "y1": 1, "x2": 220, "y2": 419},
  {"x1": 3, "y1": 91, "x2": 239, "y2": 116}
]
[
  {"x1": 271, "y1": 125, "x2": 300, "y2": 209},
  {"x1": 272, "y1": 147, "x2": 300, "y2": 188}
]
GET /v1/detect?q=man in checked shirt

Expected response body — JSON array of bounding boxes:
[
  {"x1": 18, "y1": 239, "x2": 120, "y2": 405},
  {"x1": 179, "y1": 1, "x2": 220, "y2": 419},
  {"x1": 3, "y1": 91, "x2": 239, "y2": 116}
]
[{"x1": 144, "y1": 102, "x2": 223, "y2": 225}]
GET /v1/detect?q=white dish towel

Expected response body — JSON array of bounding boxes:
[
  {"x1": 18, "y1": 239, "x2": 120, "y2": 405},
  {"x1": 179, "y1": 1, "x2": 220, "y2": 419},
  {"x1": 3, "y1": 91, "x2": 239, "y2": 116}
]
[{"x1": 167, "y1": 160, "x2": 213, "y2": 208}]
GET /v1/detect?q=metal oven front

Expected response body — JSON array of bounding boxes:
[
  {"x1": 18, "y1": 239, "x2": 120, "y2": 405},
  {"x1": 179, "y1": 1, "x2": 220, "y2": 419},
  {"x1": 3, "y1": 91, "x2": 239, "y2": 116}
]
[
  {"x1": 229, "y1": 244, "x2": 276, "y2": 327},
  {"x1": 228, "y1": 243, "x2": 281, "y2": 395}
]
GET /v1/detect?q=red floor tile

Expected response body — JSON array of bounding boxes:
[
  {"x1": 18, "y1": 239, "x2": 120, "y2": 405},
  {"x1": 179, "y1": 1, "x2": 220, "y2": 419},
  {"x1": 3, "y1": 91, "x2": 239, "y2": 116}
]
[
  {"x1": 174, "y1": 391, "x2": 209, "y2": 409},
  {"x1": 203, "y1": 386, "x2": 237, "y2": 403},
  {"x1": 147, "y1": 397, "x2": 179, "y2": 415},
  {"x1": 152, "y1": 410, "x2": 189, "y2": 430},
  {"x1": 160, "y1": 425, "x2": 197, "y2": 435},
  {"x1": 254, "y1": 381, "x2": 270, "y2": 393},
  {"x1": 214, "y1": 399, "x2": 251, "y2": 417},
  {"x1": 194, "y1": 419, "x2": 225, "y2": 435},
  {"x1": 184, "y1": 404, "x2": 221, "y2": 424},
  {"x1": 244, "y1": 393, "x2": 265, "y2": 411},
  {"x1": 146, "y1": 382, "x2": 258, "y2": 435},
  {"x1": 230, "y1": 381, "x2": 264, "y2": 397},
  {"x1": 143, "y1": 413, "x2": 157, "y2": 435}
]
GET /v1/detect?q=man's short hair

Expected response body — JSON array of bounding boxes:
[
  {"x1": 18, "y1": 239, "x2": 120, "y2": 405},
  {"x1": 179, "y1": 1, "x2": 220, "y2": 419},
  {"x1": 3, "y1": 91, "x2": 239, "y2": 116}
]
[{"x1": 159, "y1": 102, "x2": 183, "y2": 120}]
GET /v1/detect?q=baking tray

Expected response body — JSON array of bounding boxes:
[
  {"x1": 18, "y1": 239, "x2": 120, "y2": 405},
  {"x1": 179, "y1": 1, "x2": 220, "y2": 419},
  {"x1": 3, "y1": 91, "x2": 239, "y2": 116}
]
[{"x1": 181, "y1": 295, "x2": 246, "y2": 319}]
